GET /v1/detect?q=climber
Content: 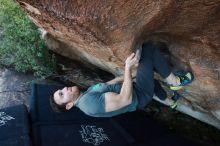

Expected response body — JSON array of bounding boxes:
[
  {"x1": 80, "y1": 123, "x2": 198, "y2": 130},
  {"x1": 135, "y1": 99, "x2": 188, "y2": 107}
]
[{"x1": 50, "y1": 41, "x2": 194, "y2": 117}]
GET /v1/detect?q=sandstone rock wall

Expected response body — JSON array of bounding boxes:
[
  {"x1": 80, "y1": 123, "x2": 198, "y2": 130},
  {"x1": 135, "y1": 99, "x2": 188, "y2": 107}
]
[{"x1": 17, "y1": 0, "x2": 220, "y2": 128}]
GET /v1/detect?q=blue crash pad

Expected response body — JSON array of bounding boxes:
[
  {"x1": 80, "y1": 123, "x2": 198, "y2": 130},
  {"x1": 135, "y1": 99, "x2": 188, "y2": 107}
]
[
  {"x1": 0, "y1": 104, "x2": 31, "y2": 146},
  {"x1": 30, "y1": 84, "x2": 201, "y2": 146}
]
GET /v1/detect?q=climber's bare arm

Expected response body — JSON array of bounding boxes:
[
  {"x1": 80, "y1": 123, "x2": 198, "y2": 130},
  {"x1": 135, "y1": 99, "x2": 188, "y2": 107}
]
[{"x1": 105, "y1": 53, "x2": 139, "y2": 112}]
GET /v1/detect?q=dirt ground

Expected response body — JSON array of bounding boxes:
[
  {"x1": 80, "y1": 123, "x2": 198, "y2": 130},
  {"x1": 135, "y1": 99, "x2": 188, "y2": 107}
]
[{"x1": 144, "y1": 101, "x2": 220, "y2": 146}]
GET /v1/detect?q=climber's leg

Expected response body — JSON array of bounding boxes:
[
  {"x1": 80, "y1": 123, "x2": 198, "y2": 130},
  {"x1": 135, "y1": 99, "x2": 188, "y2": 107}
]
[{"x1": 134, "y1": 41, "x2": 172, "y2": 108}]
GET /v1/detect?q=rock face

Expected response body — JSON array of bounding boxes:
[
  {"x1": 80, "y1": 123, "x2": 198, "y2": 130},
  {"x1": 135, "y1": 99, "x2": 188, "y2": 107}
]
[
  {"x1": 0, "y1": 69, "x2": 33, "y2": 109},
  {"x1": 17, "y1": 0, "x2": 220, "y2": 128}
]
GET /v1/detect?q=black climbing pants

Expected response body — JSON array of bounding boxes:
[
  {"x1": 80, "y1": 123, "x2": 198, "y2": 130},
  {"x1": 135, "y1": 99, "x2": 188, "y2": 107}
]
[{"x1": 134, "y1": 41, "x2": 172, "y2": 108}]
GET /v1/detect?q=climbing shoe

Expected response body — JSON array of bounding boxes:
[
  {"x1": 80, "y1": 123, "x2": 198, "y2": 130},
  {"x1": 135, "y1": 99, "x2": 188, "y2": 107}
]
[
  {"x1": 169, "y1": 71, "x2": 194, "y2": 91},
  {"x1": 170, "y1": 91, "x2": 182, "y2": 109}
]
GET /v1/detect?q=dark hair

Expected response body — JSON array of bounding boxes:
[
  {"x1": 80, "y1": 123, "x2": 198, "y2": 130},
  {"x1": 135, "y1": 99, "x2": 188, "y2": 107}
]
[{"x1": 49, "y1": 94, "x2": 67, "y2": 113}]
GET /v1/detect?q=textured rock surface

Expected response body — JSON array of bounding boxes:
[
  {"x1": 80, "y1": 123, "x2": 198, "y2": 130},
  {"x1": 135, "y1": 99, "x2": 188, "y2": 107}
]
[
  {"x1": 0, "y1": 68, "x2": 33, "y2": 109},
  {"x1": 0, "y1": 68, "x2": 62, "y2": 109},
  {"x1": 17, "y1": 0, "x2": 220, "y2": 128}
]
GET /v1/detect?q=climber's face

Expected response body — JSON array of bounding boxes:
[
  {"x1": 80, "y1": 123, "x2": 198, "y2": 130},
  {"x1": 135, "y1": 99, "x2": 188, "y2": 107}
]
[{"x1": 53, "y1": 86, "x2": 80, "y2": 106}]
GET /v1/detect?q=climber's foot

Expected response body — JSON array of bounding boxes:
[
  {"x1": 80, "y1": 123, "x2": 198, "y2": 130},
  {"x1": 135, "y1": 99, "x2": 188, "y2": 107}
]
[{"x1": 169, "y1": 71, "x2": 194, "y2": 90}]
